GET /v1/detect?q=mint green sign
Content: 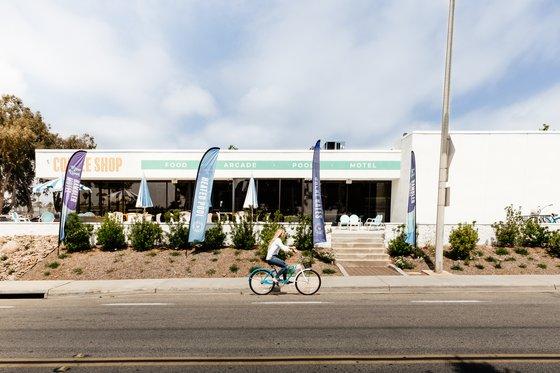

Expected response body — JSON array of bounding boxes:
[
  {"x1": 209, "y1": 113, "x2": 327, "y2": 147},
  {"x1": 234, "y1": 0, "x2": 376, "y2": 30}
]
[{"x1": 141, "y1": 160, "x2": 400, "y2": 171}]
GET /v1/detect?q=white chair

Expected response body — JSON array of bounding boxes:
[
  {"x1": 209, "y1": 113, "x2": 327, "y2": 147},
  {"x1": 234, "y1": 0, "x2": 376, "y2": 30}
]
[
  {"x1": 207, "y1": 213, "x2": 214, "y2": 223},
  {"x1": 339, "y1": 214, "x2": 350, "y2": 229},
  {"x1": 39, "y1": 212, "x2": 55, "y2": 223},
  {"x1": 349, "y1": 214, "x2": 362, "y2": 230},
  {"x1": 156, "y1": 213, "x2": 162, "y2": 224},
  {"x1": 364, "y1": 214, "x2": 385, "y2": 230},
  {"x1": 11, "y1": 212, "x2": 30, "y2": 222}
]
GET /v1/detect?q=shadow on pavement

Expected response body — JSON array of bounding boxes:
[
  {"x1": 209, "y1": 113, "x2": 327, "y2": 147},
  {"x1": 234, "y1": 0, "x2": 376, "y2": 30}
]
[{"x1": 452, "y1": 361, "x2": 521, "y2": 373}]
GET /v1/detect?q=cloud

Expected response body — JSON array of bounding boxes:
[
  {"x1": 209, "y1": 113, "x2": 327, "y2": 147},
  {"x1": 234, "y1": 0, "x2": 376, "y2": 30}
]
[{"x1": 162, "y1": 85, "x2": 218, "y2": 118}]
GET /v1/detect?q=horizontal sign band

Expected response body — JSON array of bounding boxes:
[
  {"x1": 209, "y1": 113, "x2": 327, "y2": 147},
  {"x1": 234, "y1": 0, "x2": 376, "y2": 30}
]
[{"x1": 141, "y1": 160, "x2": 400, "y2": 171}]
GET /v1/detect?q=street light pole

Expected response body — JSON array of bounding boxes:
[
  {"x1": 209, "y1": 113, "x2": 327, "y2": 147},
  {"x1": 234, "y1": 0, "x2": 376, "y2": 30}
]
[{"x1": 435, "y1": 0, "x2": 456, "y2": 273}]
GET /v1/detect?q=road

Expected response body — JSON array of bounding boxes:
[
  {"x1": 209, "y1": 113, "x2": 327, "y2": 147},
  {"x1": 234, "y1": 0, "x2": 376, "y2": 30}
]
[{"x1": 2, "y1": 290, "x2": 560, "y2": 372}]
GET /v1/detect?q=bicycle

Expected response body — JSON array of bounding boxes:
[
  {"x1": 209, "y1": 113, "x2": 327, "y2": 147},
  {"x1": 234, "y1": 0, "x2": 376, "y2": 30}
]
[{"x1": 248, "y1": 263, "x2": 321, "y2": 295}]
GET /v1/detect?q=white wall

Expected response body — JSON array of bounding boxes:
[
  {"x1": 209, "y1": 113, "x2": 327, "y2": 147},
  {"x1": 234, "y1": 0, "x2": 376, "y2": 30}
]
[{"x1": 396, "y1": 131, "x2": 560, "y2": 225}]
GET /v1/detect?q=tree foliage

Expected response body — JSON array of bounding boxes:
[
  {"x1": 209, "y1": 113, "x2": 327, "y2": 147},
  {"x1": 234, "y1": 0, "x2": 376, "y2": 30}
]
[{"x1": 0, "y1": 95, "x2": 96, "y2": 212}]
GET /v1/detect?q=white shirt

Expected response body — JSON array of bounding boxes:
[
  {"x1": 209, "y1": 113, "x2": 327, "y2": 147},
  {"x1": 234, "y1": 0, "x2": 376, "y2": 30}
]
[{"x1": 266, "y1": 237, "x2": 291, "y2": 261}]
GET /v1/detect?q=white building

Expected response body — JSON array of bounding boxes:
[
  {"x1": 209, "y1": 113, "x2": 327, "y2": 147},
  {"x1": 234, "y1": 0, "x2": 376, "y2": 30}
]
[{"x1": 35, "y1": 131, "x2": 559, "y2": 243}]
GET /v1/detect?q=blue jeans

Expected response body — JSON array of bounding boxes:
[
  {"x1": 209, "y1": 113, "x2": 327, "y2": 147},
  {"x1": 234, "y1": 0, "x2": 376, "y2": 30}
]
[{"x1": 267, "y1": 256, "x2": 287, "y2": 280}]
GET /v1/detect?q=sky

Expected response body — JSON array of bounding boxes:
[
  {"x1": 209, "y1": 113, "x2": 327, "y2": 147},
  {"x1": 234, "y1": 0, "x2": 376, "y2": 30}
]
[{"x1": 1, "y1": 0, "x2": 559, "y2": 149}]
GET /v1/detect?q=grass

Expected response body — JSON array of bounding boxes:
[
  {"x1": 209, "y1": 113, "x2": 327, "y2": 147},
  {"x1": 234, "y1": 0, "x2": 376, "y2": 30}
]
[
  {"x1": 169, "y1": 251, "x2": 181, "y2": 257},
  {"x1": 504, "y1": 256, "x2": 516, "y2": 262},
  {"x1": 527, "y1": 256, "x2": 535, "y2": 261},
  {"x1": 58, "y1": 253, "x2": 69, "y2": 260},
  {"x1": 43, "y1": 270, "x2": 51, "y2": 276},
  {"x1": 518, "y1": 263, "x2": 527, "y2": 269},
  {"x1": 450, "y1": 264, "x2": 463, "y2": 271},
  {"x1": 212, "y1": 250, "x2": 220, "y2": 256},
  {"x1": 72, "y1": 268, "x2": 83, "y2": 275},
  {"x1": 474, "y1": 263, "x2": 485, "y2": 270},
  {"x1": 145, "y1": 251, "x2": 157, "y2": 257},
  {"x1": 229, "y1": 264, "x2": 239, "y2": 273},
  {"x1": 494, "y1": 262, "x2": 502, "y2": 269},
  {"x1": 495, "y1": 247, "x2": 509, "y2": 256},
  {"x1": 474, "y1": 250, "x2": 484, "y2": 257},
  {"x1": 322, "y1": 268, "x2": 337, "y2": 275},
  {"x1": 484, "y1": 256, "x2": 497, "y2": 263},
  {"x1": 210, "y1": 258, "x2": 218, "y2": 262},
  {"x1": 206, "y1": 268, "x2": 216, "y2": 276},
  {"x1": 191, "y1": 258, "x2": 196, "y2": 262},
  {"x1": 0, "y1": 255, "x2": 7, "y2": 261},
  {"x1": 234, "y1": 250, "x2": 241, "y2": 257},
  {"x1": 537, "y1": 263, "x2": 548, "y2": 269},
  {"x1": 46, "y1": 261, "x2": 60, "y2": 269},
  {"x1": 514, "y1": 247, "x2": 528, "y2": 256}
]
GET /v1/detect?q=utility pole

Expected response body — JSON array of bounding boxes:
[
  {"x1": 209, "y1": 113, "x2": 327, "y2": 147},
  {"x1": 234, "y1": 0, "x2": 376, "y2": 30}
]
[{"x1": 435, "y1": 0, "x2": 456, "y2": 273}]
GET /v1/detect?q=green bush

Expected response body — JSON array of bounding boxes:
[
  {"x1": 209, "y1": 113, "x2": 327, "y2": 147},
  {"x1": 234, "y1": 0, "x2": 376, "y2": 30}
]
[
  {"x1": 520, "y1": 218, "x2": 549, "y2": 248},
  {"x1": 163, "y1": 209, "x2": 181, "y2": 223},
  {"x1": 322, "y1": 267, "x2": 336, "y2": 275},
  {"x1": 387, "y1": 225, "x2": 413, "y2": 257},
  {"x1": 257, "y1": 220, "x2": 283, "y2": 260},
  {"x1": 199, "y1": 222, "x2": 226, "y2": 251},
  {"x1": 231, "y1": 220, "x2": 256, "y2": 250},
  {"x1": 229, "y1": 263, "x2": 239, "y2": 273},
  {"x1": 495, "y1": 247, "x2": 509, "y2": 256},
  {"x1": 548, "y1": 230, "x2": 560, "y2": 257},
  {"x1": 129, "y1": 219, "x2": 163, "y2": 251},
  {"x1": 64, "y1": 213, "x2": 93, "y2": 252},
  {"x1": 447, "y1": 222, "x2": 478, "y2": 260},
  {"x1": 394, "y1": 256, "x2": 415, "y2": 270},
  {"x1": 299, "y1": 250, "x2": 315, "y2": 268},
  {"x1": 492, "y1": 205, "x2": 523, "y2": 247},
  {"x1": 293, "y1": 215, "x2": 313, "y2": 252},
  {"x1": 314, "y1": 250, "x2": 335, "y2": 264},
  {"x1": 96, "y1": 215, "x2": 126, "y2": 251},
  {"x1": 514, "y1": 247, "x2": 528, "y2": 256},
  {"x1": 167, "y1": 223, "x2": 190, "y2": 250},
  {"x1": 450, "y1": 263, "x2": 463, "y2": 271}
]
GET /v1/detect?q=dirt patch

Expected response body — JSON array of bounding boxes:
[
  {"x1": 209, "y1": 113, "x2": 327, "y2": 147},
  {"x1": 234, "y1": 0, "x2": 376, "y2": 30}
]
[
  {"x1": 397, "y1": 245, "x2": 560, "y2": 275},
  {"x1": 0, "y1": 236, "x2": 57, "y2": 280},
  {"x1": 20, "y1": 247, "x2": 340, "y2": 280}
]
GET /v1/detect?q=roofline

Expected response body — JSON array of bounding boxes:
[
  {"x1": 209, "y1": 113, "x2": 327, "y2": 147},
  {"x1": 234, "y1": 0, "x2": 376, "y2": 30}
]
[
  {"x1": 400, "y1": 130, "x2": 560, "y2": 141},
  {"x1": 35, "y1": 149, "x2": 401, "y2": 154}
]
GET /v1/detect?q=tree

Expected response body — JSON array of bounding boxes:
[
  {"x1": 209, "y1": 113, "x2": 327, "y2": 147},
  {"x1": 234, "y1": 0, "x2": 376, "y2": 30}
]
[
  {"x1": 540, "y1": 124, "x2": 550, "y2": 131},
  {"x1": 0, "y1": 95, "x2": 96, "y2": 213},
  {"x1": 228, "y1": 144, "x2": 238, "y2": 150}
]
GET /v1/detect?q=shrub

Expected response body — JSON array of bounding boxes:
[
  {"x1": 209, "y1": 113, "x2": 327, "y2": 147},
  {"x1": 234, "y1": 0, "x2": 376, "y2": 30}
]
[
  {"x1": 518, "y1": 263, "x2": 527, "y2": 268},
  {"x1": 504, "y1": 256, "x2": 516, "y2": 262},
  {"x1": 206, "y1": 268, "x2": 216, "y2": 276},
  {"x1": 520, "y1": 218, "x2": 549, "y2": 248},
  {"x1": 495, "y1": 247, "x2": 509, "y2": 256},
  {"x1": 293, "y1": 215, "x2": 313, "y2": 252},
  {"x1": 46, "y1": 261, "x2": 60, "y2": 269},
  {"x1": 229, "y1": 264, "x2": 239, "y2": 273},
  {"x1": 537, "y1": 263, "x2": 547, "y2": 269},
  {"x1": 73, "y1": 268, "x2": 83, "y2": 275},
  {"x1": 231, "y1": 220, "x2": 256, "y2": 250},
  {"x1": 548, "y1": 230, "x2": 560, "y2": 257},
  {"x1": 299, "y1": 250, "x2": 315, "y2": 268},
  {"x1": 64, "y1": 213, "x2": 93, "y2": 252},
  {"x1": 96, "y1": 215, "x2": 126, "y2": 251},
  {"x1": 199, "y1": 222, "x2": 226, "y2": 252},
  {"x1": 167, "y1": 223, "x2": 190, "y2": 250},
  {"x1": 484, "y1": 256, "x2": 497, "y2": 263},
  {"x1": 494, "y1": 262, "x2": 502, "y2": 269},
  {"x1": 314, "y1": 250, "x2": 335, "y2": 264},
  {"x1": 129, "y1": 220, "x2": 163, "y2": 251},
  {"x1": 514, "y1": 247, "x2": 528, "y2": 256},
  {"x1": 450, "y1": 263, "x2": 463, "y2": 271},
  {"x1": 475, "y1": 263, "x2": 484, "y2": 270},
  {"x1": 387, "y1": 225, "x2": 413, "y2": 257},
  {"x1": 447, "y1": 222, "x2": 478, "y2": 260},
  {"x1": 322, "y1": 268, "x2": 336, "y2": 275},
  {"x1": 492, "y1": 205, "x2": 523, "y2": 247},
  {"x1": 394, "y1": 256, "x2": 415, "y2": 270},
  {"x1": 163, "y1": 209, "x2": 181, "y2": 223},
  {"x1": 257, "y1": 220, "x2": 282, "y2": 260}
]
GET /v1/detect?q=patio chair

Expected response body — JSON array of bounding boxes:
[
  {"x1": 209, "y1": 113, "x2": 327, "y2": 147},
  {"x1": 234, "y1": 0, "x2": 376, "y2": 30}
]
[
  {"x1": 39, "y1": 212, "x2": 55, "y2": 223},
  {"x1": 11, "y1": 212, "x2": 30, "y2": 222},
  {"x1": 156, "y1": 213, "x2": 163, "y2": 224},
  {"x1": 339, "y1": 214, "x2": 350, "y2": 229},
  {"x1": 364, "y1": 214, "x2": 385, "y2": 230},
  {"x1": 349, "y1": 214, "x2": 362, "y2": 230}
]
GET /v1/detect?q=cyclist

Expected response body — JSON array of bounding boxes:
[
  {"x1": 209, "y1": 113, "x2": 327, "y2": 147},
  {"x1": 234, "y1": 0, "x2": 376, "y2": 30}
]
[{"x1": 266, "y1": 228, "x2": 293, "y2": 284}]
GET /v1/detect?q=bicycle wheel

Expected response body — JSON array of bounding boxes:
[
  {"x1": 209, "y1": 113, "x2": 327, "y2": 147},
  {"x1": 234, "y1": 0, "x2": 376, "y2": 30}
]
[
  {"x1": 295, "y1": 269, "x2": 321, "y2": 295},
  {"x1": 249, "y1": 269, "x2": 275, "y2": 295}
]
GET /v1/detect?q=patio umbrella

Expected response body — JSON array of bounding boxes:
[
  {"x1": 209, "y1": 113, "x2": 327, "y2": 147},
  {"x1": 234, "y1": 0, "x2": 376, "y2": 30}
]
[
  {"x1": 135, "y1": 175, "x2": 153, "y2": 210},
  {"x1": 243, "y1": 177, "x2": 258, "y2": 222},
  {"x1": 32, "y1": 177, "x2": 91, "y2": 193},
  {"x1": 109, "y1": 189, "x2": 137, "y2": 201}
]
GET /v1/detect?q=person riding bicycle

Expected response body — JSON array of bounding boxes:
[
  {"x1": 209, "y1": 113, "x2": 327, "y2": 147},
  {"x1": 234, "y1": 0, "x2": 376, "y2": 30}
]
[{"x1": 266, "y1": 228, "x2": 293, "y2": 284}]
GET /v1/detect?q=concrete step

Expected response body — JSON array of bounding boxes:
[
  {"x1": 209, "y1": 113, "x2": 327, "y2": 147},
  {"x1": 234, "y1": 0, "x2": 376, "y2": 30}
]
[
  {"x1": 331, "y1": 231, "x2": 384, "y2": 237},
  {"x1": 337, "y1": 260, "x2": 391, "y2": 267},
  {"x1": 332, "y1": 248, "x2": 387, "y2": 255},
  {"x1": 331, "y1": 242, "x2": 385, "y2": 249},
  {"x1": 331, "y1": 237, "x2": 384, "y2": 244},
  {"x1": 335, "y1": 253, "x2": 390, "y2": 261}
]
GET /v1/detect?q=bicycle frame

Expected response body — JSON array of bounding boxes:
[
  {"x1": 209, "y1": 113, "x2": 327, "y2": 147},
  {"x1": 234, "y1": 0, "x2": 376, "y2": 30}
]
[{"x1": 252, "y1": 264, "x2": 304, "y2": 286}]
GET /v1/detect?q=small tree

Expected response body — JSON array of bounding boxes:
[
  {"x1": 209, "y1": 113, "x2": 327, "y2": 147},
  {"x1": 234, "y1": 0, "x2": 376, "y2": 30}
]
[
  {"x1": 231, "y1": 220, "x2": 256, "y2": 250},
  {"x1": 387, "y1": 225, "x2": 412, "y2": 257},
  {"x1": 129, "y1": 219, "x2": 163, "y2": 251},
  {"x1": 293, "y1": 215, "x2": 313, "y2": 252},
  {"x1": 167, "y1": 222, "x2": 190, "y2": 250},
  {"x1": 492, "y1": 205, "x2": 523, "y2": 247},
  {"x1": 64, "y1": 213, "x2": 93, "y2": 252},
  {"x1": 547, "y1": 230, "x2": 560, "y2": 257},
  {"x1": 447, "y1": 222, "x2": 478, "y2": 260},
  {"x1": 96, "y1": 215, "x2": 126, "y2": 251},
  {"x1": 520, "y1": 218, "x2": 549, "y2": 248}
]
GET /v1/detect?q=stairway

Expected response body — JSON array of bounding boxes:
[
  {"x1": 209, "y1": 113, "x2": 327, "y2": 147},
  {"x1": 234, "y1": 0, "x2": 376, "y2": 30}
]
[{"x1": 331, "y1": 229, "x2": 392, "y2": 271}]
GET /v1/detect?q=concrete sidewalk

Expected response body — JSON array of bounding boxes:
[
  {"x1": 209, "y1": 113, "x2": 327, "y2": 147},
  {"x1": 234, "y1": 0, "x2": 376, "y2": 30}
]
[{"x1": 2, "y1": 275, "x2": 560, "y2": 297}]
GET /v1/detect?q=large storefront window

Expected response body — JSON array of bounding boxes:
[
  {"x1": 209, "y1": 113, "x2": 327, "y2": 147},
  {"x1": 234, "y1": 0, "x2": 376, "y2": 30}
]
[
  {"x1": 280, "y1": 179, "x2": 302, "y2": 216},
  {"x1": 257, "y1": 179, "x2": 279, "y2": 213},
  {"x1": 211, "y1": 181, "x2": 232, "y2": 212}
]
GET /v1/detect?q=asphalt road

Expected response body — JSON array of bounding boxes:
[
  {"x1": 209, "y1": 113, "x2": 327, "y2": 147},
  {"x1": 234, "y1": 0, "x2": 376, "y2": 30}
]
[{"x1": 2, "y1": 291, "x2": 560, "y2": 372}]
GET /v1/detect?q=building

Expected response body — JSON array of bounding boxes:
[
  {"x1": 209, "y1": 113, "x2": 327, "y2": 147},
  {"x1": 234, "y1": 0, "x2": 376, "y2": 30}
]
[{"x1": 34, "y1": 131, "x2": 560, "y2": 228}]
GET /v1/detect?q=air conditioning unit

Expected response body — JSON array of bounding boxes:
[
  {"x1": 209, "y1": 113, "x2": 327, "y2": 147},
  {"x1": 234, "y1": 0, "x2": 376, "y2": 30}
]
[{"x1": 323, "y1": 141, "x2": 345, "y2": 150}]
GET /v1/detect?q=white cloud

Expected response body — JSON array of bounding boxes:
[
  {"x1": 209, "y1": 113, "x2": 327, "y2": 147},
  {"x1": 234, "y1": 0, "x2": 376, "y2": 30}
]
[{"x1": 162, "y1": 85, "x2": 217, "y2": 118}]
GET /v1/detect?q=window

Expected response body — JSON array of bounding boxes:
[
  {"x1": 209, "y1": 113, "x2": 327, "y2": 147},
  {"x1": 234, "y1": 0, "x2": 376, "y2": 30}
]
[
  {"x1": 280, "y1": 179, "x2": 302, "y2": 216},
  {"x1": 211, "y1": 180, "x2": 233, "y2": 212},
  {"x1": 257, "y1": 179, "x2": 279, "y2": 213}
]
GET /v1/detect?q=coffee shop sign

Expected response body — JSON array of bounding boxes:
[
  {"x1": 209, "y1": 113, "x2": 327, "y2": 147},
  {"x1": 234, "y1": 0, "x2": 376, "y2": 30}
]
[{"x1": 51, "y1": 156, "x2": 123, "y2": 173}]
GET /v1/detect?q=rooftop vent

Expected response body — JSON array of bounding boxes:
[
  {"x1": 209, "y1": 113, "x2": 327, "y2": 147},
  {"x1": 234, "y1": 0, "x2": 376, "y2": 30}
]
[{"x1": 323, "y1": 141, "x2": 345, "y2": 150}]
